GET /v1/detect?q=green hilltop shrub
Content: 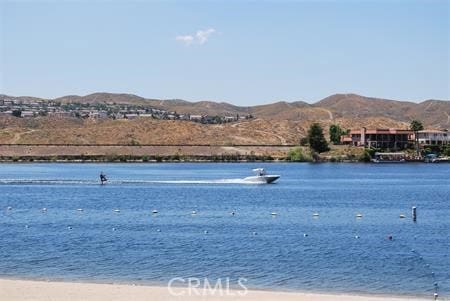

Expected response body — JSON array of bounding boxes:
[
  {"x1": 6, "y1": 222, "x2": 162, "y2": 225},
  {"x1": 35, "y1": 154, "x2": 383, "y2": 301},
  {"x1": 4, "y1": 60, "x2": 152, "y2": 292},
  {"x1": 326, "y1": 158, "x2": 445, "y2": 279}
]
[{"x1": 287, "y1": 147, "x2": 311, "y2": 162}]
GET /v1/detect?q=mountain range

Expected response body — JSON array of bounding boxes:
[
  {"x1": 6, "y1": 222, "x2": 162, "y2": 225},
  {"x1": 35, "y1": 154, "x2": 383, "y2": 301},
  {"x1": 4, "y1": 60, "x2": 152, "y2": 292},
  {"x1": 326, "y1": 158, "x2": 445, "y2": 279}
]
[
  {"x1": 1, "y1": 93, "x2": 449, "y2": 145},
  {"x1": 3, "y1": 92, "x2": 449, "y2": 128}
]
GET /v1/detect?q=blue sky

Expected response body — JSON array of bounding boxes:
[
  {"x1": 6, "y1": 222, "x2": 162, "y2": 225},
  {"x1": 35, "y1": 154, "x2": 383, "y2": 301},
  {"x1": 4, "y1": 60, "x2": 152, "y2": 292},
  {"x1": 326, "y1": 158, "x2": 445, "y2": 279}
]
[{"x1": 0, "y1": 0, "x2": 448, "y2": 105}]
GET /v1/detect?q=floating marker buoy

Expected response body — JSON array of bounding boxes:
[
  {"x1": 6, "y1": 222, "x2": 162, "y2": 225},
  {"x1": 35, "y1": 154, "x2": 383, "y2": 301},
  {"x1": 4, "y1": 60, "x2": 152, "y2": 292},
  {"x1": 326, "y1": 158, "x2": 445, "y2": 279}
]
[
  {"x1": 191, "y1": 210, "x2": 197, "y2": 215},
  {"x1": 303, "y1": 233, "x2": 308, "y2": 237},
  {"x1": 204, "y1": 230, "x2": 208, "y2": 234},
  {"x1": 156, "y1": 229, "x2": 161, "y2": 232},
  {"x1": 252, "y1": 232, "x2": 257, "y2": 235},
  {"x1": 25, "y1": 225, "x2": 29, "y2": 229},
  {"x1": 388, "y1": 235, "x2": 393, "y2": 240},
  {"x1": 355, "y1": 235, "x2": 360, "y2": 239},
  {"x1": 77, "y1": 208, "x2": 83, "y2": 212},
  {"x1": 152, "y1": 209, "x2": 158, "y2": 214},
  {"x1": 271, "y1": 212, "x2": 278, "y2": 216},
  {"x1": 113, "y1": 209, "x2": 120, "y2": 213},
  {"x1": 313, "y1": 213, "x2": 319, "y2": 217},
  {"x1": 68, "y1": 226, "x2": 72, "y2": 230},
  {"x1": 399, "y1": 214, "x2": 405, "y2": 218},
  {"x1": 6, "y1": 206, "x2": 12, "y2": 210},
  {"x1": 42, "y1": 208, "x2": 47, "y2": 212},
  {"x1": 356, "y1": 214, "x2": 363, "y2": 218},
  {"x1": 112, "y1": 227, "x2": 116, "y2": 231},
  {"x1": 230, "y1": 211, "x2": 236, "y2": 216}
]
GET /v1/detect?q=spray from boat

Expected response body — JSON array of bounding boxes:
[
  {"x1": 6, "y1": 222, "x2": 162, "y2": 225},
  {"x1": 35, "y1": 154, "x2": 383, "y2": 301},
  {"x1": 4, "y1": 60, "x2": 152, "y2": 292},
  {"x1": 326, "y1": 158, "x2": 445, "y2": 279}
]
[{"x1": 0, "y1": 169, "x2": 280, "y2": 186}]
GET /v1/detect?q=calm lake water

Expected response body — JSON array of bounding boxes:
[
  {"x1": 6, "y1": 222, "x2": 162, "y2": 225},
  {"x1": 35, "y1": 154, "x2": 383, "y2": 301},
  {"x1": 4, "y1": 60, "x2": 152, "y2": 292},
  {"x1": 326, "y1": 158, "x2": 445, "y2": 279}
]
[{"x1": 0, "y1": 163, "x2": 449, "y2": 298}]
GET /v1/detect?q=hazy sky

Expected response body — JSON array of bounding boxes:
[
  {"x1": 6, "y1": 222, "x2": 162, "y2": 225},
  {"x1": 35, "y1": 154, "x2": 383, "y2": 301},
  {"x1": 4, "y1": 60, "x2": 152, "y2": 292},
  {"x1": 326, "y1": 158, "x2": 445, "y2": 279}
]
[{"x1": 1, "y1": 0, "x2": 448, "y2": 105}]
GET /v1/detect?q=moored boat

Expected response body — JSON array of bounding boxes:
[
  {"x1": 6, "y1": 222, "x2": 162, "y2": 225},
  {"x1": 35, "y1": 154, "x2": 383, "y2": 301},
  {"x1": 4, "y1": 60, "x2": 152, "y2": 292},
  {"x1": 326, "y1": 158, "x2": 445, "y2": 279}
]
[{"x1": 371, "y1": 152, "x2": 406, "y2": 163}]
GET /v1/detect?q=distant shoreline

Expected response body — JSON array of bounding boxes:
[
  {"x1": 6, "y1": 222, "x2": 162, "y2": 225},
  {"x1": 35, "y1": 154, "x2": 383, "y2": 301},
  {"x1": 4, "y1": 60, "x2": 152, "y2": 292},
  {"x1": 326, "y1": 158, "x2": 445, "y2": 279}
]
[
  {"x1": 0, "y1": 155, "x2": 436, "y2": 163},
  {"x1": 0, "y1": 144, "x2": 446, "y2": 163}
]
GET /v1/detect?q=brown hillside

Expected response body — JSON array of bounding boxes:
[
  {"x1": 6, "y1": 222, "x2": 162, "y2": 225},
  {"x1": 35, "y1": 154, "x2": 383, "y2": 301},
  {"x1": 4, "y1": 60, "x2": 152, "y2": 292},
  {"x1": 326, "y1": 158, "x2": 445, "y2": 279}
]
[
  {"x1": 0, "y1": 115, "x2": 407, "y2": 146},
  {"x1": 1, "y1": 92, "x2": 448, "y2": 146}
]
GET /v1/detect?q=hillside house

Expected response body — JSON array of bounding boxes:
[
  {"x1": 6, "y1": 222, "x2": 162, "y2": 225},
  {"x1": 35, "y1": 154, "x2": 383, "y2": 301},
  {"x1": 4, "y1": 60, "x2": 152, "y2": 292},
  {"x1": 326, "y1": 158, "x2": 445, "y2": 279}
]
[
  {"x1": 125, "y1": 114, "x2": 139, "y2": 120},
  {"x1": 21, "y1": 111, "x2": 35, "y2": 118},
  {"x1": 139, "y1": 114, "x2": 153, "y2": 118},
  {"x1": 189, "y1": 115, "x2": 203, "y2": 122}
]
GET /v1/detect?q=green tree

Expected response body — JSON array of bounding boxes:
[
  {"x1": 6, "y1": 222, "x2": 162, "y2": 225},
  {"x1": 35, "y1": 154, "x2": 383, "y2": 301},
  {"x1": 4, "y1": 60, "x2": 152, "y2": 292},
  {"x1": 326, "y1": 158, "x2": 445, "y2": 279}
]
[
  {"x1": 443, "y1": 145, "x2": 450, "y2": 156},
  {"x1": 329, "y1": 124, "x2": 344, "y2": 144},
  {"x1": 359, "y1": 149, "x2": 372, "y2": 162},
  {"x1": 307, "y1": 123, "x2": 329, "y2": 153},
  {"x1": 410, "y1": 120, "x2": 424, "y2": 155}
]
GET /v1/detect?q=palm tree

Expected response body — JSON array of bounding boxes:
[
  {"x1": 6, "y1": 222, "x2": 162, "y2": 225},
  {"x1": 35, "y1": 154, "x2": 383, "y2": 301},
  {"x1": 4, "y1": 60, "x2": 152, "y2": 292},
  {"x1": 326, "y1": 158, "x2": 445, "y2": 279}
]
[{"x1": 410, "y1": 120, "x2": 424, "y2": 157}]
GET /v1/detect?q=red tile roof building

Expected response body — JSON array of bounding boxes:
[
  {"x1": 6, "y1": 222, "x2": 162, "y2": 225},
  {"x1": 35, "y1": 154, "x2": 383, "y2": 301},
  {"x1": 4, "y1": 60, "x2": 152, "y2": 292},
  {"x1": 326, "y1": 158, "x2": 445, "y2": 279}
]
[{"x1": 341, "y1": 128, "x2": 413, "y2": 150}]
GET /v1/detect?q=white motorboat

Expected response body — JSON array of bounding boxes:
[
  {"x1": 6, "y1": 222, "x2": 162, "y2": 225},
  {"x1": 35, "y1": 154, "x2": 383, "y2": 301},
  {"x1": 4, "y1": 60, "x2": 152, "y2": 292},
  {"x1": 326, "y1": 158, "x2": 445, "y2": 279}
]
[{"x1": 242, "y1": 168, "x2": 280, "y2": 184}]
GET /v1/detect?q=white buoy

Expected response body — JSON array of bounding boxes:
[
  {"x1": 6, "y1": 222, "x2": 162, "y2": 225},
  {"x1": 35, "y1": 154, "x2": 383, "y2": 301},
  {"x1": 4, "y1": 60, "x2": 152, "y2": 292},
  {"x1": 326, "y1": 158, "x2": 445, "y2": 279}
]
[
  {"x1": 303, "y1": 233, "x2": 308, "y2": 237},
  {"x1": 230, "y1": 211, "x2": 236, "y2": 216},
  {"x1": 113, "y1": 209, "x2": 120, "y2": 213},
  {"x1": 355, "y1": 235, "x2": 360, "y2": 239},
  {"x1": 191, "y1": 210, "x2": 197, "y2": 215},
  {"x1": 356, "y1": 214, "x2": 363, "y2": 218},
  {"x1": 67, "y1": 226, "x2": 72, "y2": 230},
  {"x1": 399, "y1": 214, "x2": 405, "y2": 218},
  {"x1": 42, "y1": 208, "x2": 47, "y2": 212},
  {"x1": 25, "y1": 225, "x2": 29, "y2": 229},
  {"x1": 271, "y1": 212, "x2": 278, "y2": 216},
  {"x1": 152, "y1": 209, "x2": 158, "y2": 214},
  {"x1": 6, "y1": 206, "x2": 12, "y2": 210},
  {"x1": 204, "y1": 230, "x2": 208, "y2": 234},
  {"x1": 77, "y1": 208, "x2": 83, "y2": 212},
  {"x1": 313, "y1": 213, "x2": 319, "y2": 217},
  {"x1": 252, "y1": 232, "x2": 257, "y2": 235},
  {"x1": 112, "y1": 227, "x2": 116, "y2": 231},
  {"x1": 156, "y1": 229, "x2": 161, "y2": 232}
]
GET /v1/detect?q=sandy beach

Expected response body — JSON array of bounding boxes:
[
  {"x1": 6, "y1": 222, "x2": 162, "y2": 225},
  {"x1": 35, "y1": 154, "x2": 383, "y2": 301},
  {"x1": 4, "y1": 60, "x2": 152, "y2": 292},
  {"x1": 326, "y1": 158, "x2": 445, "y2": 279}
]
[{"x1": 0, "y1": 279, "x2": 430, "y2": 301}]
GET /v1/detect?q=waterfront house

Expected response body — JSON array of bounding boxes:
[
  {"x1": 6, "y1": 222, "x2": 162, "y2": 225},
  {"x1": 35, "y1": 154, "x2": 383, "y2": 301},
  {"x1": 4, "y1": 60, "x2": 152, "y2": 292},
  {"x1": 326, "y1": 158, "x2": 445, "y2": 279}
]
[
  {"x1": 417, "y1": 130, "x2": 449, "y2": 146},
  {"x1": 341, "y1": 128, "x2": 413, "y2": 150}
]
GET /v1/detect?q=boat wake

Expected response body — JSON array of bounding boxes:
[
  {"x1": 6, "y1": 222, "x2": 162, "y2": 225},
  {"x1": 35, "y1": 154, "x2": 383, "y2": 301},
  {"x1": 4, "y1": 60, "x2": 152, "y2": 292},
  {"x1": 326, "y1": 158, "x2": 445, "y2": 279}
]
[
  {"x1": 0, "y1": 178, "x2": 265, "y2": 185},
  {"x1": 149, "y1": 179, "x2": 264, "y2": 184}
]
